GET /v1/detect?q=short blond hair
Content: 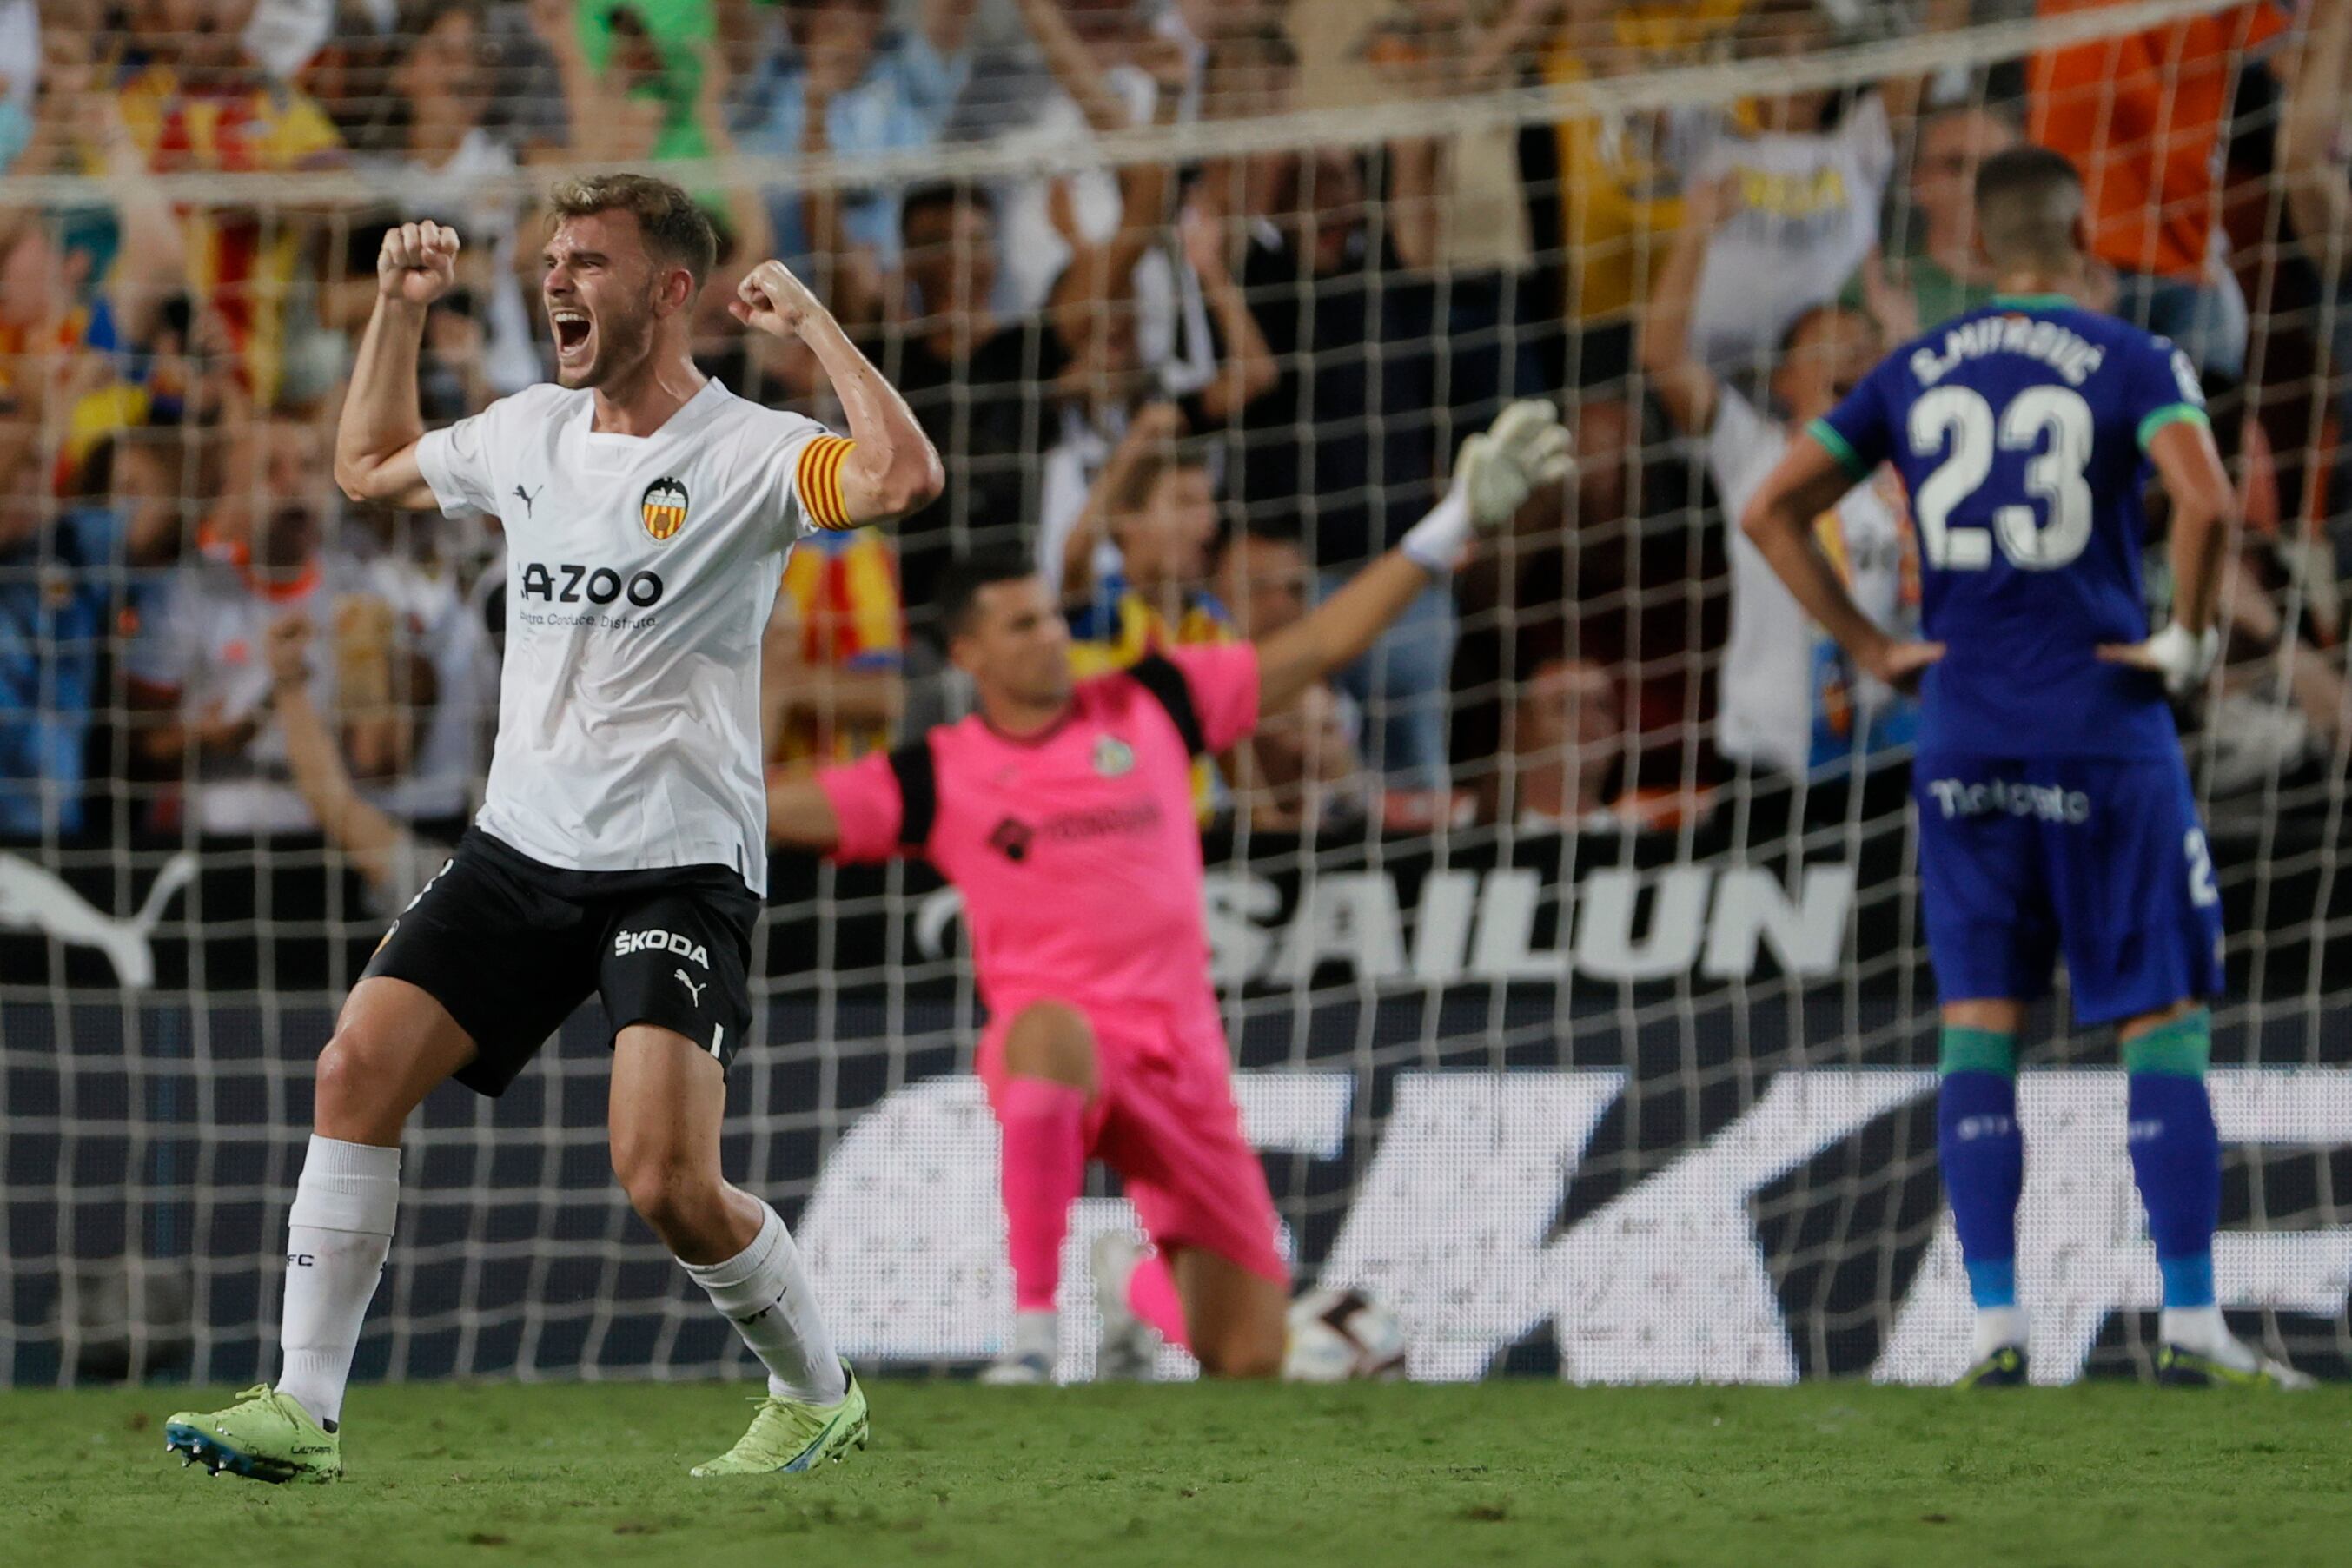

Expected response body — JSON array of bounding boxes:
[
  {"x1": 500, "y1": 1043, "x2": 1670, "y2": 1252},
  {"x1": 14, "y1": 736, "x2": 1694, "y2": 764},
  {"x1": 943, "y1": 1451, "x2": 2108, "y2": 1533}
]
[{"x1": 547, "y1": 173, "x2": 716, "y2": 289}]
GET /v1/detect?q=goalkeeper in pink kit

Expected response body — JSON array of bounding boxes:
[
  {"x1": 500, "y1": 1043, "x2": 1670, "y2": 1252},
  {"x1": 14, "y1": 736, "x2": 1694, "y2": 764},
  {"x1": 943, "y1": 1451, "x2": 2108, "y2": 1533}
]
[{"x1": 768, "y1": 403, "x2": 1570, "y2": 1380}]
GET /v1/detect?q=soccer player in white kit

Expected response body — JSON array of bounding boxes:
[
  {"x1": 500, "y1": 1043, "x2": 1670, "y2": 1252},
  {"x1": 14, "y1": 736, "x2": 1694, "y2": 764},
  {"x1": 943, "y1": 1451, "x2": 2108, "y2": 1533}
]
[{"x1": 163, "y1": 175, "x2": 943, "y2": 1483}]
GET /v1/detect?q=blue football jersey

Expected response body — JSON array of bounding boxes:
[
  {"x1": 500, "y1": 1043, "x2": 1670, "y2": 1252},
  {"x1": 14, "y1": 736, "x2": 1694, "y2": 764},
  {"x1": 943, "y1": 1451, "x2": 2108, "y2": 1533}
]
[{"x1": 1809, "y1": 295, "x2": 2209, "y2": 758}]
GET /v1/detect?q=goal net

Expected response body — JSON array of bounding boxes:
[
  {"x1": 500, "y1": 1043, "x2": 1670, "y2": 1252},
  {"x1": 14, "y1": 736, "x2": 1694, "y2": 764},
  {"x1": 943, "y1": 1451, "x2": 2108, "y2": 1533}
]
[{"x1": 3, "y1": 0, "x2": 2349, "y2": 1389}]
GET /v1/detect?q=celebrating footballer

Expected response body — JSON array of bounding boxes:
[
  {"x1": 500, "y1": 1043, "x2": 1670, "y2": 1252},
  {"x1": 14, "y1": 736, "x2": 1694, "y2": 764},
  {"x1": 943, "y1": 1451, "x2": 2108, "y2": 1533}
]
[{"x1": 164, "y1": 174, "x2": 943, "y2": 1482}]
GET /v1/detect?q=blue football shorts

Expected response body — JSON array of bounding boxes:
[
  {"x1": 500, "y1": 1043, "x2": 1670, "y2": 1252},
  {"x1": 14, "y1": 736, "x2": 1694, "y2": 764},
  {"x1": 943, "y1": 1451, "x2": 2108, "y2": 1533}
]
[{"x1": 1911, "y1": 751, "x2": 2226, "y2": 1024}]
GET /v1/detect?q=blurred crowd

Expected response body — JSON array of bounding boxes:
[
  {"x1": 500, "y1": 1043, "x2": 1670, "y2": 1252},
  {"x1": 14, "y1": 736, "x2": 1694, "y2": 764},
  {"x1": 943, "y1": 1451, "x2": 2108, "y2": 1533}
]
[{"x1": 1, "y1": 0, "x2": 2349, "y2": 905}]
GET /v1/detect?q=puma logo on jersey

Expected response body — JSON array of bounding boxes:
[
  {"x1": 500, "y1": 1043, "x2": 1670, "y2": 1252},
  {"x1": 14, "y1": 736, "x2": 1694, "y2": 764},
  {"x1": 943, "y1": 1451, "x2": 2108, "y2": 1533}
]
[
  {"x1": 615, "y1": 928, "x2": 710, "y2": 965},
  {"x1": 512, "y1": 483, "x2": 541, "y2": 517},
  {"x1": 675, "y1": 969, "x2": 706, "y2": 1006}
]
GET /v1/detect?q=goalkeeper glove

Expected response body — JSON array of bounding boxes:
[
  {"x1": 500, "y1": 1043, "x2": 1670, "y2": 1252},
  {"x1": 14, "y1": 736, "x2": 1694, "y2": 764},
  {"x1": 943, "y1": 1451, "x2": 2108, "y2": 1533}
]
[{"x1": 1401, "y1": 399, "x2": 1575, "y2": 573}]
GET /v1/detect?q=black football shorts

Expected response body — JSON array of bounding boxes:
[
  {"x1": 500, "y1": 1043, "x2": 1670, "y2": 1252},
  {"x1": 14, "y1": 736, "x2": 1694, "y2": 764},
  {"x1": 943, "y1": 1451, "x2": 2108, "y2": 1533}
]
[{"x1": 362, "y1": 827, "x2": 760, "y2": 1096}]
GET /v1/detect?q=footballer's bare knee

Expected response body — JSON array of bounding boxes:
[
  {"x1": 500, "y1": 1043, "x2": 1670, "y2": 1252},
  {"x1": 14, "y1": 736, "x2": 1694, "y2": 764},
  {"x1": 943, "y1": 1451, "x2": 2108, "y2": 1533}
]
[
  {"x1": 314, "y1": 976, "x2": 474, "y2": 1145},
  {"x1": 613, "y1": 1142, "x2": 738, "y2": 1259},
  {"x1": 1001, "y1": 999, "x2": 1099, "y2": 1093}
]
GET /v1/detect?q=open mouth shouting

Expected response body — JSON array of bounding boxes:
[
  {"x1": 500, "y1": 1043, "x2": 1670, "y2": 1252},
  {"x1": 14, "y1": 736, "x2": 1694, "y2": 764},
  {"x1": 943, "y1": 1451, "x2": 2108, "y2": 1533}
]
[{"x1": 549, "y1": 306, "x2": 593, "y2": 376}]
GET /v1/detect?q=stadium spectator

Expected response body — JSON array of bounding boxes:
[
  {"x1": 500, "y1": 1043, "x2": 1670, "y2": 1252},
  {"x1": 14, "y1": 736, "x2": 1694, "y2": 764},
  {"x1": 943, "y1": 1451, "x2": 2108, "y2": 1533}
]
[
  {"x1": 125, "y1": 417, "x2": 485, "y2": 836},
  {"x1": 1212, "y1": 523, "x2": 1369, "y2": 819},
  {"x1": 1062, "y1": 419, "x2": 1236, "y2": 670},
  {"x1": 1, "y1": 40, "x2": 189, "y2": 489},
  {"x1": 2027, "y1": 0, "x2": 2292, "y2": 377},
  {"x1": 2275, "y1": 0, "x2": 2351, "y2": 283},
  {"x1": 760, "y1": 527, "x2": 908, "y2": 773},
  {"x1": 1503, "y1": 657, "x2": 1624, "y2": 829},
  {"x1": 1016, "y1": 0, "x2": 1275, "y2": 597},
  {"x1": 111, "y1": 0, "x2": 350, "y2": 410},
  {"x1": 1058, "y1": 412, "x2": 1240, "y2": 817},
  {"x1": 346, "y1": 2, "x2": 542, "y2": 399},
  {"x1": 0, "y1": 428, "x2": 174, "y2": 842},
  {"x1": 1851, "y1": 103, "x2": 2021, "y2": 339},
  {"x1": 567, "y1": 0, "x2": 709, "y2": 162},
  {"x1": 1533, "y1": 0, "x2": 1741, "y2": 391},
  {"x1": 1236, "y1": 147, "x2": 1448, "y2": 791},
  {"x1": 0, "y1": 0, "x2": 34, "y2": 153},
  {"x1": 1289, "y1": 0, "x2": 1544, "y2": 449},
  {"x1": 1212, "y1": 524, "x2": 1313, "y2": 639},
  {"x1": 884, "y1": 181, "x2": 1057, "y2": 626},
  {"x1": 1230, "y1": 677, "x2": 1367, "y2": 833},
  {"x1": 1681, "y1": 0, "x2": 1898, "y2": 381},
  {"x1": 732, "y1": 0, "x2": 974, "y2": 293},
  {"x1": 260, "y1": 610, "x2": 454, "y2": 916},
  {"x1": 1641, "y1": 173, "x2": 1918, "y2": 779},
  {"x1": 990, "y1": 0, "x2": 1186, "y2": 320}
]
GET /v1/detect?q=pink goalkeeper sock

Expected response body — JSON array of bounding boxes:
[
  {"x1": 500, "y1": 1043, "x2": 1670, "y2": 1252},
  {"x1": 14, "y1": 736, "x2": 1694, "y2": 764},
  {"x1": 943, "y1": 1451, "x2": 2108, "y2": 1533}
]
[
  {"x1": 998, "y1": 1078, "x2": 1088, "y2": 1313},
  {"x1": 1127, "y1": 1250, "x2": 1189, "y2": 1350}
]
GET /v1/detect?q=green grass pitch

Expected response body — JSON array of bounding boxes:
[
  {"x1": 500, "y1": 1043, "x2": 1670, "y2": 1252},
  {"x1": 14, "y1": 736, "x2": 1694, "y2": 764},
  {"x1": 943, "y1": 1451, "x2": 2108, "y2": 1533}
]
[{"x1": 5, "y1": 1379, "x2": 2347, "y2": 1566}]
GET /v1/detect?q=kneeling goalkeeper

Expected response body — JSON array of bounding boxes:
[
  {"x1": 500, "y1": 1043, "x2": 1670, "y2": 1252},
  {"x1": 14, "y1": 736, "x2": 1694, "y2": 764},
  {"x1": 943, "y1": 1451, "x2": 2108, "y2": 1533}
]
[{"x1": 768, "y1": 403, "x2": 1571, "y2": 1379}]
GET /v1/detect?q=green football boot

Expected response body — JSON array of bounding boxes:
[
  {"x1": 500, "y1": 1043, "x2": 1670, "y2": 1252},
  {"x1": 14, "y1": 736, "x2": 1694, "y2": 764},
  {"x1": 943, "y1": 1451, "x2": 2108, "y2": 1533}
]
[
  {"x1": 2157, "y1": 1343, "x2": 2317, "y2": 1390},
  {"x1": 691, "y1": 1363, "x2": 870, "y2": 1477},
  {"x1": 1955, "y1": 1346, "x2": 2030, "y2": 1389},
  {"x1": 163, "y1": 1386, "x2": 341, "y2": 1484}
]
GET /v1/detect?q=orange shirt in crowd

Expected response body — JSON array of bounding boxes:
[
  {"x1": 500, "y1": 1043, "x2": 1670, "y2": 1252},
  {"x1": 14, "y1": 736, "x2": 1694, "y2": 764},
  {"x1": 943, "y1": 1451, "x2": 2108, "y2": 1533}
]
[{"x1": 2028, "y1": 0, "x2": 2289, "y2": 281}]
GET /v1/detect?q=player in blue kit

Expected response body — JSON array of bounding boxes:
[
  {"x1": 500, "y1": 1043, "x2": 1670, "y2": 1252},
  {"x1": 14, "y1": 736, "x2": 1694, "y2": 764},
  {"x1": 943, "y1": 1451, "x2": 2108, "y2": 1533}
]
[{"x1": 1741, "y1": 145, "x2": 2310, "y2": 1389}]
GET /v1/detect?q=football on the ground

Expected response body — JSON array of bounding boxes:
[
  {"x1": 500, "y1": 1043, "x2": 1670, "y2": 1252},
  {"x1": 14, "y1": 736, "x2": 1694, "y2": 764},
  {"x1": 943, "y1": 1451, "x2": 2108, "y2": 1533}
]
[{"x1": 1282, "y1": 1287, "x2": 1408, "y2": 1381}]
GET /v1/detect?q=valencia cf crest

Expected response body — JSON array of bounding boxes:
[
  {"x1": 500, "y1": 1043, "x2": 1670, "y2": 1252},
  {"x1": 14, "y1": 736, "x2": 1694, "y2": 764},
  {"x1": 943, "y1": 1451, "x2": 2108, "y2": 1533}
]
[
  {"x1": 1092, "y1": 735, "x2": 1136, "y2": 777},
  {"x1": 640, "y1": 476, "x2": 690, "y2": 542}
]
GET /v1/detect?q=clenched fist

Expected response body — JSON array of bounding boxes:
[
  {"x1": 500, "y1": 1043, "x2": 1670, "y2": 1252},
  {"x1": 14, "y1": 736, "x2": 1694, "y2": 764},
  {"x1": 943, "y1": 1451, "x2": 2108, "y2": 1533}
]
[
  {"x1": 730, "y1": 259, "x2": 826, "y2": 339},
  {"x1": 379, "y1": 221, "x2": 460, "y2": 307}
]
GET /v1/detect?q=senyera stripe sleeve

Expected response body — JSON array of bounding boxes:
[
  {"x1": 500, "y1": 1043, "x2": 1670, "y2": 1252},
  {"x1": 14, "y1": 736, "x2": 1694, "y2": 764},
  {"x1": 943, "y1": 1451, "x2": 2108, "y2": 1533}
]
[{"x1": 793, "y1": 435, "x2": 857, "y2": 530}]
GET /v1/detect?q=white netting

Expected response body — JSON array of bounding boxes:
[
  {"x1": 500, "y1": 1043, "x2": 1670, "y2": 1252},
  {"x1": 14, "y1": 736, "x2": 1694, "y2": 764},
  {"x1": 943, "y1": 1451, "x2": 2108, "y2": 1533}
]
[{"x1": 3, "y1": 0, "x2": 2349, "y2": 1389}]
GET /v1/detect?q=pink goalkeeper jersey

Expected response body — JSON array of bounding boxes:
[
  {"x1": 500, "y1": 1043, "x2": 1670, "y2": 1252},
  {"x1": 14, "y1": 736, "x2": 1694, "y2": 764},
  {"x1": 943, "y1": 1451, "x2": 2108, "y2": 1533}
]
[{"x1": 819, "y1": 644, "x2": 1261, "y2": 1016}]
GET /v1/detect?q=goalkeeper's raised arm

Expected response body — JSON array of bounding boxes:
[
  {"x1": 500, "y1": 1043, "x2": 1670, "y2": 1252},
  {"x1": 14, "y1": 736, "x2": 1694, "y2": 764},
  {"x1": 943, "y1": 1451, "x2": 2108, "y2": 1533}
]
[
  {"x1": 1254, "y1": 400, "x2": 1574, "y2": 715},
  {"x1": 730, "y1": 258, "x2": 944, "y2": 527}
]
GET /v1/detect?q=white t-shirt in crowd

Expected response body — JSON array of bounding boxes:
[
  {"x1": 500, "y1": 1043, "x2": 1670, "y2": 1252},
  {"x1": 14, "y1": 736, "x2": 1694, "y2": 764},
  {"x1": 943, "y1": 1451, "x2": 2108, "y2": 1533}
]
[
  {"x1": 1690, "y1": 92, "x2": 1893, "y2": 378},
  {"x1": 127, "y1": 552, "x2": 487, "y2": 834},
  {"x1": 368, "y1": 128, "x2": 543, "y2": 396},
  {"x1": 1707, "y1": 387, "x2": 1915, "y2": 777},
  {"x1": 415, "y1": 378, "x2": 829, "y2": 895}
]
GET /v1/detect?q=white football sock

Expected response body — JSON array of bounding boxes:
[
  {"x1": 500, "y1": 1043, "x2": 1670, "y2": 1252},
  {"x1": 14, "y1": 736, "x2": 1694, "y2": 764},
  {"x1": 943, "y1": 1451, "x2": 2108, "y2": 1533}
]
[
  {"x1": 2161, "y1": 1306, "x2": 2256, "y2": 1369},
  {"x1": 275, "y1": 1135, "x2": 401, "y2": 1428},
  {"x1": 682, "y1": 1201, "x2": 845, "y2": 1405},
  {"x1": 1972, "y1": 1306, "x2": 2028, "y2": 1360},
  {"x1": 1010, "y1": 1309, "x2": 1057, "y2": 1362}
]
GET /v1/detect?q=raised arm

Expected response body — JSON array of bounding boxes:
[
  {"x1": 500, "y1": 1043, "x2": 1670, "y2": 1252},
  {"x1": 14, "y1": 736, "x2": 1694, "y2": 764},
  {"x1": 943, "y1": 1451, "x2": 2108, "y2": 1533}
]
[
  {"x1": 1013, "y1": 0, "x2": 1136, "y2": 135},
  {"x1": 1179, "y1": 203, "x2": 1276, "y2": 424},
  {"x1": 334, "y1": 221, "x2": 460, "y2": 509},
  {"x1": 1256, "y1": 401, "x2": 1573, "y2": 713},
  {"x1": 1739, "y1": 435, "x2": 1945, "y2": 690},
  {"x1": 1059, "y1": 401, "x2": 1183, "y2": 601},
  {"x1": 1637, "y1": 174, "x2": 1732, "y2": 436},
  {"x1": 264, "y1": 614, "x2": 410, "y2": 890},
  {"x1": 765, "y1": 774, "x2": 845, "y2": 852},
  {"x1": 732, "y1": 260, "x2": 944, "y2": 525},
  {"x1": 2275, "y1": 0, "x2": 2350, "y2": 281}
]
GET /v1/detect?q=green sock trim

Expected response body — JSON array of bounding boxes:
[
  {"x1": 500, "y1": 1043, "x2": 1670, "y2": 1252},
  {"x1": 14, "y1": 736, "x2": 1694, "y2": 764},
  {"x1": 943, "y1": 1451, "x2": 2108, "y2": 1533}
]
[
  {"x1": 1939, "y1": 1027, "x2": 2018, "y2": 1076},
  {"x1": 2123, "y1": 1009, "x2": 2212, "y2": 1076}
]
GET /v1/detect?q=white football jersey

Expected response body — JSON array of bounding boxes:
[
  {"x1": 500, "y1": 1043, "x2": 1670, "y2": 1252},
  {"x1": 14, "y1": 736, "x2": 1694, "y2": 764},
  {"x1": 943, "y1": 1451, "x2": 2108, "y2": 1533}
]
[{"x1": 417, "y1": 378, "x2": 848, "y2": 894}]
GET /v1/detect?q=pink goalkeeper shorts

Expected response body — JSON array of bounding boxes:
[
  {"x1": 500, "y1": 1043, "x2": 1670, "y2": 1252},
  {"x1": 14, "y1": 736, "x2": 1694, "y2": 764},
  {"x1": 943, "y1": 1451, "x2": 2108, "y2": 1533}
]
[{"x1": 978, "y1": 992, "x2": 1288, "y2": 1286}]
